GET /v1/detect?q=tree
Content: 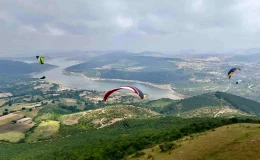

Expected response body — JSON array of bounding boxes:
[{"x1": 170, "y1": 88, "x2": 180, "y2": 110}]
[
  {"x1": 21, "y1": 107, "x2": 26, "y2": 110},
  {"x1": 52, "y1": 100, "x2": 55, "y2": 103},
  {"x1": 29, "y1": 108, "x2": 32, "y2": 111},
  {"x1": 3, "y1": 111, "x2": 8, "y2": 115},
  {"x1": 8, "y1": 102, "x2": 12, "y2": 106},
  {"x1": 5, "y1": 109, "x2": 8, "y2": 111}
]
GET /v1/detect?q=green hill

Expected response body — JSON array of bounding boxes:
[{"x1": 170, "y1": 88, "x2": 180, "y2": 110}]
[
  {"x1": 0, "y1": 60, "x2": 56, "y2": 84},
  {"x1": 148, "y1": 92, "x2": 260, "y2": 117},
  {"x1": 65, "y1": 53, "x2": 189, "y2": 84},
  {"x1": 0, "y1": 60, "x2": 56, "y2": 75}
]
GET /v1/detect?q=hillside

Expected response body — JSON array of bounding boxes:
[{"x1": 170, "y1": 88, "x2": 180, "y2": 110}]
[
  {"x1": 60, "y1": 105, "x2": 160, "y2": 127},
  {"x1": 65, "y1": 53, "x2": 188, "y2": 84},
  {"x1": 225, "y1": 54, "x2": 260, "y2": 63},
  {"x1": 0, "y1": 60, "x2": 56, "y2": 75},
  {"x1": 147, "y1": 92, "x2": 260, "y2": 117},
  {"x1": 1, "y1": 117, "x2": 259, "y2": 160},
  {"x1": 128, "y1": 123, "x2": 260, "y2": 160}
]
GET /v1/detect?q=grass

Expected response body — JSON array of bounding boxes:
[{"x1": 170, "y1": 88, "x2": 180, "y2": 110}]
[
  {"x1": 60, "y1": 105, "x2": 160, "y2": 127},
  {"x1": 18, "y1": 108, "x2": 41, "y2": 119},
  {"x1": 0, "y1": 132, "x2": 24, "y2": 143},
  {"x1": 146, "y1": 98, "x2": 174, "y2": 108},
  {"x1": 26, "y1": 120, "x2": 60, "y2": 142},
  {"x1": 128, "y1": 123, "x2": 260, "y2": 160},
  {"x1": 0, "y1": 99, "x2": 7, "y2": 106}
]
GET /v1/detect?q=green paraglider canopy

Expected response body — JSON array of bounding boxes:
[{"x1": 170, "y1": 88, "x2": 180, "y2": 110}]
[{"x1": 36, "y1": 56, "x2": 44, "y2": 64}]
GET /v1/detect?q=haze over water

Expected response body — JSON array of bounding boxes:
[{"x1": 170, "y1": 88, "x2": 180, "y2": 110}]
[{"x1": 33, "y1": 58, "x2": 180, "y2": 100}]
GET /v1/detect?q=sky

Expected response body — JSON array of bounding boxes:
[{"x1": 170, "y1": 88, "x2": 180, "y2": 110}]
[{"x1": 1, "y1": 0, "x2": 260, "y2": 55}]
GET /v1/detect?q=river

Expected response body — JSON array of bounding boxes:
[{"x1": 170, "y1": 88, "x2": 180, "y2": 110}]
[{"x1": 32, "y1": 58, "x2": 181, "y2": 100}]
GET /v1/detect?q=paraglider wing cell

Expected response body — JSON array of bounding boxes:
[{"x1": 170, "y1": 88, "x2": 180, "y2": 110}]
[{"x1": 103, "y1": 86, "x2": 144, "y2": 101}]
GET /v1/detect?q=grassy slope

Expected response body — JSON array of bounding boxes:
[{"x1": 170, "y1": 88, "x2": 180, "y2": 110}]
[
  {"x1": 26, "y1": 120, "x2": 60, "y2": 142},
  {"x1": 60, "y1": 105, "x2": 160, "y2": 126},
  {"x1": 129, "y1": 123, "x2": 260, "y2": 160}
]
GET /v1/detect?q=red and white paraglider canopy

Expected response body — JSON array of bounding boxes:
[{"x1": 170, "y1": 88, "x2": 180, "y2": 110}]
[{"x1": 103, "y1": 86, "x2": 144, "y2": 101}]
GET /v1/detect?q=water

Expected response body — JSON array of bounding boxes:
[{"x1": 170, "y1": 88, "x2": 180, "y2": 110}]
[{"x1": 32, "y1": 58, "x2": 180, "y2": 100}]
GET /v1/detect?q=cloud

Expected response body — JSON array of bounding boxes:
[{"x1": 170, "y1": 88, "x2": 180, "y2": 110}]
[
  {"x1": 116, "y1": 16, "x2": 134, "y2": 29},
  {"x1": 0, "y1": 0, "x2": 260, "y2": 54},
  {"x1": 44, "y1": 24, "x2": 66, "y2": 36}
]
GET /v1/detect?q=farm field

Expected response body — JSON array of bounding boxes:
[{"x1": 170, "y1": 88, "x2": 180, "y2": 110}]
[{"x1": 26, "y1": 120, "x2": 60, "y2": 142}]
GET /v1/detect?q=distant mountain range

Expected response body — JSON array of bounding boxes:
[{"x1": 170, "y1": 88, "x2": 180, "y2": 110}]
[{"x1": 225, "y1": 53, "x2": 260, "y2": 63}]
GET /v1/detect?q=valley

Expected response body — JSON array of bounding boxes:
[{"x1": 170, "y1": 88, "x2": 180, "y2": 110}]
[{"x1": 0, "y1": 53, "x2": 260, "y2": 159}]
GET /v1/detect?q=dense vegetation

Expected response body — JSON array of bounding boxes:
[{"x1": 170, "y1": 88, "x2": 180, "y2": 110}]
[
  {"x1": 215, "y1": 91, "x2": 260, "y2": 116},
  {"x1": 66, "y1": 54, "x2": 190, "y2": 84},
  {"x1": 0, "y1": 116, "x2": 259, "y2": 160},
  {"x1": 140, "y1": 92, "x2": 260, "y2": 116},
  {"x1": 0, "y1": 60, "x2": 56, "y2": 75}
]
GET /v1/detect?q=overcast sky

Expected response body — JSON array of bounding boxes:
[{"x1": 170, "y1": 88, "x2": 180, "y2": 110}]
[{"x1": 1, "y1": 0, "x2": 260, "y2": 55}]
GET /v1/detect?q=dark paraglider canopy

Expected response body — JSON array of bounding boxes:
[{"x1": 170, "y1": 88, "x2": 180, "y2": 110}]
[
  {"x1": 236, "y1": 82, "x2": 238, "y2": 84},
  {"x1": 40, "y1": 76, "x2": 46, "y2": 79},
  {"x1": 227, "y1": 68, "x2": 240, "y2": 79}
]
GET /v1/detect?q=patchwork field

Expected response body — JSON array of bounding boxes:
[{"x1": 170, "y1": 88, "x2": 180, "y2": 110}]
[
  {"x1": 0, "y1": 120, "x2": 34, "y2": 142},
  {"x1": 0, "y1": 102, "x2": 41, "y2": 112},
  {"x1": 0, "y1": 113, "x2": 24, "y2": 125}
]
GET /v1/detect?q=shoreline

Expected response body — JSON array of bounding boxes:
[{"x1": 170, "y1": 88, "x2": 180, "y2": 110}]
[
  {"x1": 30, "y1": 66, "x2": 58, "y2": 76},
  {"x1": 63, "y1": 70, "x2": 186, "y2": 99}
]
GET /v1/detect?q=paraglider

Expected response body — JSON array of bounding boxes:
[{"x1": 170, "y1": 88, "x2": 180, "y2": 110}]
[
  {"x1": 103, "y1": 86, "x2": 144, "y2": 101},
  {"x1": 227, "y1": 68, "x2": 240, "y2": 79},
  {"x1": 40, "y1": 76, "x2": 46, "y2": 79},
  {"x1": 36, "y1": 56, "x2": 44, "y2": 64},
  {"x1": 36, "y1": 56, "x2": 46, "y2": 79}
]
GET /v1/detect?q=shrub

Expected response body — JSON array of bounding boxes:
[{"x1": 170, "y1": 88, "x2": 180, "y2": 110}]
[
  {"x1": 2, "y1": 111, "x2": 8, "y2": 115},
  {"x1": 159, "y1": 142, "x2": 176, "y2": 152}
]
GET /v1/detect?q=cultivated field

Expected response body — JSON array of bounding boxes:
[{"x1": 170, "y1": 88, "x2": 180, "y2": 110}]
[
  {"x1": 26, "y1": 120, "x2": 60, "y2": 142},
  {"x1": 0, "y1": 113, "x2": 24, "y2": 125}
]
